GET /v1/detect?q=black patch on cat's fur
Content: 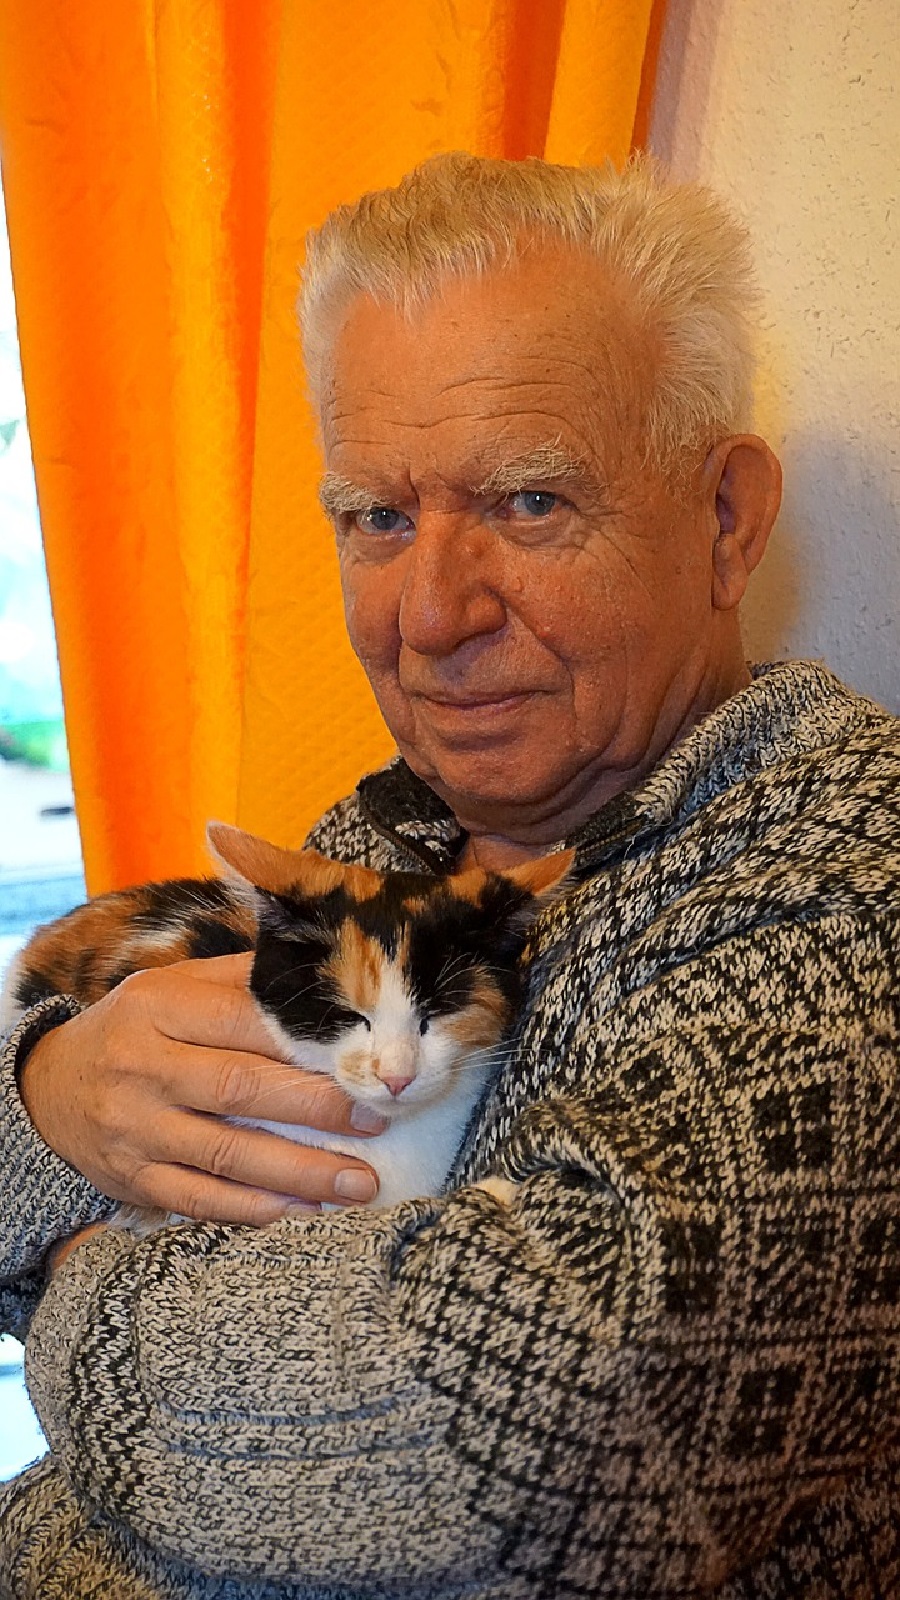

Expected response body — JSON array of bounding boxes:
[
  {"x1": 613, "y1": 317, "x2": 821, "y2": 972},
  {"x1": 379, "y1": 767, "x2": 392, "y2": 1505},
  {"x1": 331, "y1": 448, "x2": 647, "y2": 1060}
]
[
  {"x1": 106, "y1": 964, "x2": 141, "y2": 991},
  {"x1": 186, "y1": 916, "x2": 254, "y2": 960},
  {"x1": 135, "y1": 878, "x2": 234, "y2": 931},
  {"x1": 406, "y1": 880, "x2": 531, "y2": 1020},
  {"x1": 13, "y1": 967, "x2": 60, "y2": 1010},
  {"x1": 251, "y1": 914, "x2": 359, "y2": 1043},
  {"x1": 348, "y1": 888, "x2": 407, "y2": 961},
  {"x1": 73, "y1": 949, "x2": 100, "y2": 996}
]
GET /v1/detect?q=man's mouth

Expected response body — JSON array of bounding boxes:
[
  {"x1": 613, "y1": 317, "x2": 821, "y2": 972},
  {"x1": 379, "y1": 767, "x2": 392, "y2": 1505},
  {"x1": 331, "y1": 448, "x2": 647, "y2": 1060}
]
[
  {"x1": 417, "y1": 690, "x2": 531, "y2": 710},
  {"x1": 409, "y1": 691, "x2": 538, "y2": 740}
]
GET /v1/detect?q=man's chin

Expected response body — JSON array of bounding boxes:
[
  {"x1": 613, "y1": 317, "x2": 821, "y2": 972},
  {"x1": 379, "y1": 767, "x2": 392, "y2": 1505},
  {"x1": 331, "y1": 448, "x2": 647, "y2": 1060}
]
[{"x1": 399, "y1": 742, "x2": 568, "y2": 829}]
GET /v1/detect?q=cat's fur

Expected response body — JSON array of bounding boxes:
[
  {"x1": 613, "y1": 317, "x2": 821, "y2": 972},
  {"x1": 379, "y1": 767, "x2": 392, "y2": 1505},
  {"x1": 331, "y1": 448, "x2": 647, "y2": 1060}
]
[{"x1": 2, "y1": 823, "x2": 572, "y2": 1217}]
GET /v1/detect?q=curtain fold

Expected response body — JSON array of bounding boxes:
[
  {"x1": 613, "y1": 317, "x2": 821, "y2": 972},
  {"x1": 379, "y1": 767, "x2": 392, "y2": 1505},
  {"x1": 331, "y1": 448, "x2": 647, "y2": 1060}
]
[{"x1": 0, "y1": 0, "x2": 661, "y2": 893}]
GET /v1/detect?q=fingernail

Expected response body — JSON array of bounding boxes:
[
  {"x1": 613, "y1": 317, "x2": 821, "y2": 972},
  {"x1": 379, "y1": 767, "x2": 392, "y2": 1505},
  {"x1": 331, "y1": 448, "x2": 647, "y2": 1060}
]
[
  {"x1": 334, "y1": 1168, "x2": 378, "y2": 1203},
  {"x1": 350, "y1": 1103, "x2": 389, "y2": 1134}
]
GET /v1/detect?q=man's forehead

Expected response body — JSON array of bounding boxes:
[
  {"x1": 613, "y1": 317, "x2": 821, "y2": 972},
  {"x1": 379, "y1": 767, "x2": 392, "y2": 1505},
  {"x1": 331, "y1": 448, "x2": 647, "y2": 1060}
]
[
  {"x1": 321, "y1": 252, "x2": 641, "y2": 399},
  {"x1": 317, "y1": 257, "x2": 648, "y2": 494}
]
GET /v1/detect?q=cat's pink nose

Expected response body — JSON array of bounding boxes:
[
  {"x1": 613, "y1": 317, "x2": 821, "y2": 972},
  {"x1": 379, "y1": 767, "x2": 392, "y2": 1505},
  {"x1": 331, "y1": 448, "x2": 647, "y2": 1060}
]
[{"x1": 380, "y1": 1072, "x2": 415, "y2": 1098}]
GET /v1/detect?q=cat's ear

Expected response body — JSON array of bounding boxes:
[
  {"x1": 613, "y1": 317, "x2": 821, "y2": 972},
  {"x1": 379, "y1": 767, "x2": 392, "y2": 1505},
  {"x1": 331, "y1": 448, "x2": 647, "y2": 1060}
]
[
  {"x1": 451, "y1": 848, "x2": 574, "y2": 912},
  {"x1": 206, "y1": 822, "x2": 307, "y2": 894},
  {"x1": 206, "y1": 822, "x2": 383, "y2": 902},
  {"x1": 502, "y1": 848, "x2": 575, "y2": 906},
  {"x1": 446, "y1": 849, "x2": 573, "y2": 961},
  {"x1": 206, "y1": 824, "x2": 330, "y2": 946}
]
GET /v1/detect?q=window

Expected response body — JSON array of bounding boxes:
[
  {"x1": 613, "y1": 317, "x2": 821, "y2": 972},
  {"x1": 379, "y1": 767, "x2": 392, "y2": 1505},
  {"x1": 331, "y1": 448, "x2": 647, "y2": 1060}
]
[{"x1": 0, "y1": 181, "x2": 85, "y2": 1481}]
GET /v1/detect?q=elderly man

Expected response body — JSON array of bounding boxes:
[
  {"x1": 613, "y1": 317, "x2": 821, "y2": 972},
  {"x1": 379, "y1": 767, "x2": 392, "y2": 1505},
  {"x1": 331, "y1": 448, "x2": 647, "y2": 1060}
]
[{"x1": 1, "y1": 153, "x2": 898, "y2": 1598}]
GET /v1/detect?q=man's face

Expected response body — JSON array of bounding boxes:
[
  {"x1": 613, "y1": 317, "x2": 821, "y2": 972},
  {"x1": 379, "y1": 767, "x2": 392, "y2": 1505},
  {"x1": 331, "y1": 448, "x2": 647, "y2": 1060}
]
[{"x1": 319, "y1": 249, "x2": 726, "y2": 845}]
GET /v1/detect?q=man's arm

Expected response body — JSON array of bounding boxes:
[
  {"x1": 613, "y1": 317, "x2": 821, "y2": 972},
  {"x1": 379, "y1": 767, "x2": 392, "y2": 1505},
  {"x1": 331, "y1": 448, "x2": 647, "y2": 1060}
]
[
  {"x1": 0, "y1": 996, "x2": 115, "y2": 1339},
  {"x1": 22, "y1": 912, "x2": 900, "y2": 1595}
]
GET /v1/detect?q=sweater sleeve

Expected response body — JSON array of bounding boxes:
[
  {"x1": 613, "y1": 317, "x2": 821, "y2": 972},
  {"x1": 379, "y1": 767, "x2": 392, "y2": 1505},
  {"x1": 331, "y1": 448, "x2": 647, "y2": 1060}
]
[
  {"x1": 0, "y1": 998, "x2": 117, "y2": 1340},
  {"x1": 21, "y1": 909, "x2": 900, "y2": 1597}
]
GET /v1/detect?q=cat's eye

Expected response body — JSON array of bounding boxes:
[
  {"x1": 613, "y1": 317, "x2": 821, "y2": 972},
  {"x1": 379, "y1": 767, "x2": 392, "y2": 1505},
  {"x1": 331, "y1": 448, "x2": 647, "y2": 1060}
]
[{"x1": 419, "y1": 1016, "x2": 429, "y2": 1035}]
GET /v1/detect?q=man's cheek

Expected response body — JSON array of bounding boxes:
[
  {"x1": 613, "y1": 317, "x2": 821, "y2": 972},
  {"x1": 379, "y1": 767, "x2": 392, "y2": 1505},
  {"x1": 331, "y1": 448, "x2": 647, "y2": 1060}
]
[
  {"x1": 343, "y1": 603, "x2": 401, "y2": 688},
  {"x1": 342, "y1": 574, "x2": 378, "y2": 652}
]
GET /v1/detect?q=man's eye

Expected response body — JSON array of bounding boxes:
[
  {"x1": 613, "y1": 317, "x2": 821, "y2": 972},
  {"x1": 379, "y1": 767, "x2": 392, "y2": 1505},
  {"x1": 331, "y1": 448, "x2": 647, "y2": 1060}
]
[
  {"x1": 355, "y1": 505, "x2": 413, "y2": 536},
  {"x1": 506, "y1": 490, "x2": 559, "y2": 519}
]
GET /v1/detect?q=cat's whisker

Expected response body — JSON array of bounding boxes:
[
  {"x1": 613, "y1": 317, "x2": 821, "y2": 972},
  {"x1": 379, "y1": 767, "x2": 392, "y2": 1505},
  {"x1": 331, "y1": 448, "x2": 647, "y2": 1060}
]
[
  {"x1": 309, "y1": 1000, "x2": 344, "y2": 1032},
  {"x1": 472, "y1": 1042, "x2": 517, "y2": 1069},
  {"x1": 256, "y1": 970, "x2": 320, "y2": 1000},
  {"x1": 436, "y1": 955, "x2": 470, "y2": 984},
  {"x1": 247, "y1": 1079, "x2": 320, "y2": 1112}
]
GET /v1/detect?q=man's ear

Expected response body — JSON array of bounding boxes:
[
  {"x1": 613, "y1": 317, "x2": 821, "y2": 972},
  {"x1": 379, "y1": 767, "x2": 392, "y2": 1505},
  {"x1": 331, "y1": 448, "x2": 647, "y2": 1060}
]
[{"x1": 702, "y1": 435, "x2": 782, "y2": 612}]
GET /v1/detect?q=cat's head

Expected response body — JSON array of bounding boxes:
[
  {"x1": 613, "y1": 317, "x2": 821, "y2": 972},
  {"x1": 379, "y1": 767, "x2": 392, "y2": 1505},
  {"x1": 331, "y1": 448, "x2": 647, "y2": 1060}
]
[{"x1": 207, "y1": 822, "x2": 573, "y2": 1117}]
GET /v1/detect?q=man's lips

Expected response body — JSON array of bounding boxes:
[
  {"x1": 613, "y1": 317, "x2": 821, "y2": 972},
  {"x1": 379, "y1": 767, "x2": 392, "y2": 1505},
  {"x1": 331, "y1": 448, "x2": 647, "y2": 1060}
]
[
  {"x1": 413, "y1": 690, "x2": 533, "y2": 710},
  {"x1": 413, "y1": 688, "x2": 534, "y2": 707},
  {"x1": 406, "y1": 690, "x2": 540, "y2": 743}
]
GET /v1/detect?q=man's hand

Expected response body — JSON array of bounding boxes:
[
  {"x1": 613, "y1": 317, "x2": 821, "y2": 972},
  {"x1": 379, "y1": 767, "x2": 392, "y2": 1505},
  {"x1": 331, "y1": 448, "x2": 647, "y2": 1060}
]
[{"x1": 19, "y1": 953, "x2": 384, "y2": 1223}]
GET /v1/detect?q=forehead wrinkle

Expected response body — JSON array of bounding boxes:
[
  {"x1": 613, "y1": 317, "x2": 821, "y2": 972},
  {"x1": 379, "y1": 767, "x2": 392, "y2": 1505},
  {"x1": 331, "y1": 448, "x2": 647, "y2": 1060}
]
[
  {"x1": 431, "y1": 327, "x2": 625, "y2": 386},
  {"x1": 323, "y1": 378, "x2": 626, "y2": 505}
]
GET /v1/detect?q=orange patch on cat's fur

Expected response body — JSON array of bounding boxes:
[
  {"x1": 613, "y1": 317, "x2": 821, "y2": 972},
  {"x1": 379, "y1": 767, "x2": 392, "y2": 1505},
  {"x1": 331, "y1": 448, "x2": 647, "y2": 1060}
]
[
  {"x1": 207, "y1": 822, "x2": 382, "y2": 902},
  {"x1": 330, "y1": 920, "x2": 406, "y2": 1015},
  {"x1": 511, "y1": 848, "x2": 575, "y2": 896},
  {"x1": 444, "y1": 972, "x2": 512, "y2": 1051},
  {"x1": 333, "y1": 1044, "x2": 371, "y2": 1093},
  {"x1": 14, "y1": 890, "x2": 254, "y2": 1007}
]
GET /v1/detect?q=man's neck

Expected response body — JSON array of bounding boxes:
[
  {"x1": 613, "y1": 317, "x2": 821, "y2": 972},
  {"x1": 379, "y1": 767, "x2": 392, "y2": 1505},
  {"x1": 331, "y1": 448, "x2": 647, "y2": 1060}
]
[{"x1": 457, "y1": 834, "x2": 569, "y2": 871}]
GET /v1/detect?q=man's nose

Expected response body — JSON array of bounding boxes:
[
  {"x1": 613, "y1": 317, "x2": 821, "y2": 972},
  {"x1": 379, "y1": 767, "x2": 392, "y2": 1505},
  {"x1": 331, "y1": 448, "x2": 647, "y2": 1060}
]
[{"x1": 397, "y1": 512, "x2": 506, "y2": 656}]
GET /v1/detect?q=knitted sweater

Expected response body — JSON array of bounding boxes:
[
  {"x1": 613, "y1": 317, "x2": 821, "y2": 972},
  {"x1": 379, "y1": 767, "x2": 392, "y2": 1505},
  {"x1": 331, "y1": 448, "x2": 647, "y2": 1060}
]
[{"x1": 1, "y1": 661, "x2": 898, "y2": 1599}]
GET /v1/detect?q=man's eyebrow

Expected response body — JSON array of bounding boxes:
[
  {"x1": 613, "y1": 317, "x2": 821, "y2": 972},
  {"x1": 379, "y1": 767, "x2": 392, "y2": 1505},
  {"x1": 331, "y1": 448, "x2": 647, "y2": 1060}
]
[
  {"x1": 319, "y1": 445, "x2": 591, "y2": 521},
  {"x1": 474, "y1": 444, "x2": 589, "y2": 498},
  {"x1": 318, "y1": 473, "x2": 380, "y2": 520}
]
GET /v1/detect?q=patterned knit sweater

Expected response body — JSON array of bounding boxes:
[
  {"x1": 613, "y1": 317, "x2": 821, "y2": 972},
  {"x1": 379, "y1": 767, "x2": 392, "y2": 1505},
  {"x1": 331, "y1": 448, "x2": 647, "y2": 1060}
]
[{"x1": 1, "y1": 661, "x2": 898, "y2": 1599}]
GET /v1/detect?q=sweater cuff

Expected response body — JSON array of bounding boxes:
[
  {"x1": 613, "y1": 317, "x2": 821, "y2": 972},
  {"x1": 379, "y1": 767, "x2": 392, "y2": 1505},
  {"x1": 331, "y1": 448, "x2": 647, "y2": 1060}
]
[
  {"x1": 8, "y1": 992, "x2": 82, "y2": 1081},
  {"x1": 1, "y1": 998, "x2": 117, "y2": 1287}
]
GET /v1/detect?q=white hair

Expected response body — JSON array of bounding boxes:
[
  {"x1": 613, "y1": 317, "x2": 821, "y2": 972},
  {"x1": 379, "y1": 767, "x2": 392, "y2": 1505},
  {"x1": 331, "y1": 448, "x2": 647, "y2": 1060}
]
[{"x1": 299, "y1": 151, "x2": 758, "y2": 477}]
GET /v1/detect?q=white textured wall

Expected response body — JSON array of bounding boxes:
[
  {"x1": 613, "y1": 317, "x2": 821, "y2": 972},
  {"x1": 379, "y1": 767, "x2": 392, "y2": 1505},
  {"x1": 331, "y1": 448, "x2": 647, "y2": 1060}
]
[{"x1": 649, "y1": 0, "x2": 899, "y2": 712}]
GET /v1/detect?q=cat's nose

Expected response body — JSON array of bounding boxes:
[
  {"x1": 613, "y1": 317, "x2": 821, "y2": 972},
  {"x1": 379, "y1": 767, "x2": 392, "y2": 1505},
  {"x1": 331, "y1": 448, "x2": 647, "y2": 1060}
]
[{"x1": 380, "y1": 1072, "x2": 415, "y2": 1098}]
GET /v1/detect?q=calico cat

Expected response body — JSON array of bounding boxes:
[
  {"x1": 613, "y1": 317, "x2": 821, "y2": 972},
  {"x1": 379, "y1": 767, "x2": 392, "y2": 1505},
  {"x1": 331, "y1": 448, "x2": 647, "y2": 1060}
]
[{"x1": 2, "y1": 823, "x2": 572, "y2": 1217}]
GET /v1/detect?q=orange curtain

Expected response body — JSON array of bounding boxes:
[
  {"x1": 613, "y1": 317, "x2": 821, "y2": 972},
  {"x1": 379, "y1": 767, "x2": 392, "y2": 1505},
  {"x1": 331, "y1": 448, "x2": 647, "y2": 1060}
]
[{"x1": 0, "y1": 0, "x2": 661, "y2": 894}]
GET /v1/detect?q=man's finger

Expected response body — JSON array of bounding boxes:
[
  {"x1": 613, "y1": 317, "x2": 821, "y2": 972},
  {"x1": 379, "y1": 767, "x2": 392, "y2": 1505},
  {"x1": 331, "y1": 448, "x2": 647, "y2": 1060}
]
[
  {"x1": 148, "y1": 1109, "x2": 380, "y2": 1207},
  {"x1": 170, "y1": 951, "x2": 254, "y2": 985},
  {"x1": 136, "y1": 1164, "x2": 324, "y2": 1226},
  {"x1": 115, "y1": 962, "x2": 293, "y2": 1063},
  {"x1": 160, "y1": 1046, "x2": 386, "y2": 1135}
]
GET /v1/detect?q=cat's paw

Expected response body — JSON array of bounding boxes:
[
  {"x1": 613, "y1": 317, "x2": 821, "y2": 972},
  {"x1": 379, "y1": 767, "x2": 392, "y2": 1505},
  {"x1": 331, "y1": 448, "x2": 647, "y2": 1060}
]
[{"x1": 475, "y1": 1176, "x2": 519, "y2": 1207}]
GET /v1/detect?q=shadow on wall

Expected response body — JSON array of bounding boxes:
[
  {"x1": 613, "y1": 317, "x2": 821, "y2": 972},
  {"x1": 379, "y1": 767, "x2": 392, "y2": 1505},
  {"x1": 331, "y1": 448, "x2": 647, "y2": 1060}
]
[
  {"x1": 742, "y1": 431, "x2": 900, "y2": 715},
  {"x1": 647, "y1": 0, "x2": 725, "y2": 170}
]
